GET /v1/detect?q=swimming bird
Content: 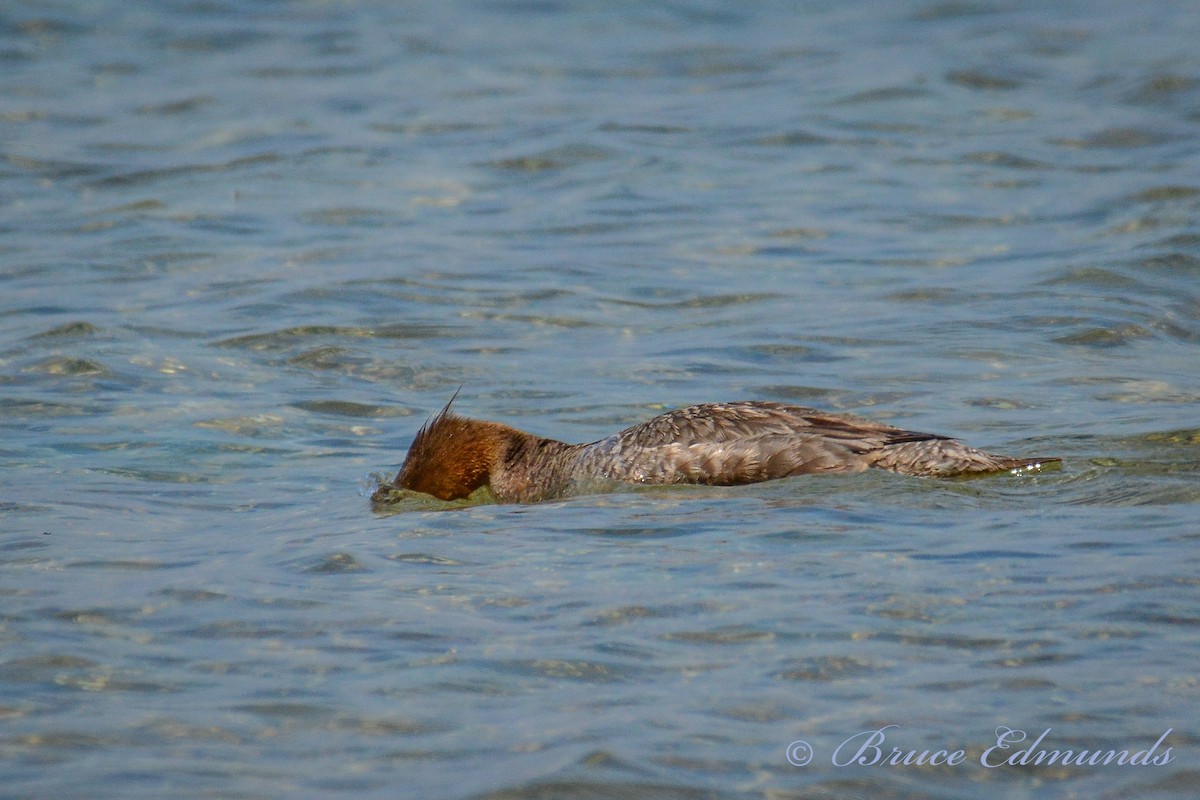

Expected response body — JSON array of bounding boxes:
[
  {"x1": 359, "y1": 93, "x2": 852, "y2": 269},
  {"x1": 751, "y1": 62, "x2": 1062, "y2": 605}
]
[{"x1": 373, "y1": 397, "x2": 1058, "y2": 504}]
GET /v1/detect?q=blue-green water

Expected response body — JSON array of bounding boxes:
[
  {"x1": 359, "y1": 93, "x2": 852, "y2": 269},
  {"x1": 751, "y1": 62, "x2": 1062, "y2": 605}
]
[{"x1": 3, "y1": 1, "x2": 1199, "y2": 798}]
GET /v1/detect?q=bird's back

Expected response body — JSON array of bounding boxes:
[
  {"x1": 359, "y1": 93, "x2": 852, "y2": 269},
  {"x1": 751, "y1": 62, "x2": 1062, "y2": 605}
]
[{"x1": 573, "y1": 401, "x2": 958, "y2": 486}]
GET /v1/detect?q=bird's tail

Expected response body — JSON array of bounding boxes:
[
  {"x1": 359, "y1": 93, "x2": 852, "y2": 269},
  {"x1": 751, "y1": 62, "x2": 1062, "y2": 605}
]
[{"x1": 871, "y1": 438, "x2": 1060, "y2": 477}]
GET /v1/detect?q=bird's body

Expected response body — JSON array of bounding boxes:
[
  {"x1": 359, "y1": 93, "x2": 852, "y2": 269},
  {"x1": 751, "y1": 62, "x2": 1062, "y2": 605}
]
[{"x1": 375, "y1": 399, "x2": 1058, "y2": 504}]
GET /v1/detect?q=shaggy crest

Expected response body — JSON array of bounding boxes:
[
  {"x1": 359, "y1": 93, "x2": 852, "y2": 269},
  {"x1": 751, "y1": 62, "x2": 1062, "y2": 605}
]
[{"x1": 396, "y1": 395, "x2": 507, "y2": 501}]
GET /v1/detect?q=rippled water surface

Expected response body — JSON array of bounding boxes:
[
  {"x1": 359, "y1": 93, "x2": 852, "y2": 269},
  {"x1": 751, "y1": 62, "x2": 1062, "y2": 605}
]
[{"x1": 3, "y1": 1, "x2": 1199, "y2": 798}]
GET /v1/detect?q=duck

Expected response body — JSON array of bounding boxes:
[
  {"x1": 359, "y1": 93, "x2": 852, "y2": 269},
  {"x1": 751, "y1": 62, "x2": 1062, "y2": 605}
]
[{"x1": 372, "y1": 396, "x2": 1058, "y2": 504}]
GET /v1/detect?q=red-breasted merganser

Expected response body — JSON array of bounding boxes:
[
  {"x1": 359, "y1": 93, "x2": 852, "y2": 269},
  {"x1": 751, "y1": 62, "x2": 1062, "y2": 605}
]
[{"x1": 373, "y1": 397, "x2": 1058, "y2": 504}]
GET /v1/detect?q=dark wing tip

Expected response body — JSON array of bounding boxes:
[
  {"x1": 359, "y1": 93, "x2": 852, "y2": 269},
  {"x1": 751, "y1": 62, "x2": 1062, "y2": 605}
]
[{"x1": 883, "y1": 430, "x2": 953, "y2": 446}]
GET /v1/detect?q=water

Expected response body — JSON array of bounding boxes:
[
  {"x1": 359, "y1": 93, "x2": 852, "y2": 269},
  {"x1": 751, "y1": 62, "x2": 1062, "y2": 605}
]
[{"x1": 2, "y1": 1, "x2": 1199, "y2": 797}]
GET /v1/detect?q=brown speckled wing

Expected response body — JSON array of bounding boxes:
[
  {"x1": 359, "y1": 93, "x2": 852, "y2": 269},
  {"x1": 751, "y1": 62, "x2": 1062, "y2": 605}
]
[
  {"x1": 617, "y1": 402, "x2": 849, "y2": 446},
  {"x1": 573, "y1": 402, "x2": 950, "y2": 486},
  {"x1": 632, "y1": 402, "x2": 944, "y2": 448}
]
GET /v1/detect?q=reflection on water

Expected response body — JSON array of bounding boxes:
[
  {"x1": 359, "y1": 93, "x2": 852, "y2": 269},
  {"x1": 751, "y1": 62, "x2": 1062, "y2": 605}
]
[{"x1": 2, "y1": 1, "x2": 1199, "y2": 798}]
